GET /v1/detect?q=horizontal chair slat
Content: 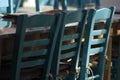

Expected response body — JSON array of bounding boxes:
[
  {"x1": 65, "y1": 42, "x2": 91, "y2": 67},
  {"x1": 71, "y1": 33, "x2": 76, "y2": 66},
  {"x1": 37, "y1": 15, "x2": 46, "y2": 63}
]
[
  {"x1": 92, "y1": 29, "x2": 106, "y2": 36},
  {"x1": 95, "y1": 8, "x2": 111, "y2": 20},
  {"x1": 20, "y1": 59, "x2": 45, "y2": 68},
  {"x1": 24, "y1": 39, "x2": 49, "y2": 47},
  {"x1": 22, "y1": 49, "x2": 47, "y2": 58},
  {"x1": 65, "y1": 11, "x2": 82, "y2": 24},
  {"x1": 61, "y1": 43, "x2": 77, "y2": 50},
  {"x1": 91, "y1": 38, "x2": 105, "y2": 45},
  {"x1": 60, "y1": 51, "x2": 75, "y2": 60},
  {"x1": 89, "y1": 47, "x2": 104, "y2": 55},
  {"x1": 28, "y1": 14, "x2": 55, "y2": 28},
  {"x1": 63, "y1": 34, "x2": 79, "y2": 41}
]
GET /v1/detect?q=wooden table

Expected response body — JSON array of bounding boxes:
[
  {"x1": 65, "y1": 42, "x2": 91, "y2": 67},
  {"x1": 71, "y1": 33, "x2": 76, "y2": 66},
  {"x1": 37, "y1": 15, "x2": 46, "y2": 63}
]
[{"x1": 0, "y1": 28, "x2": 14, "y2": 69}]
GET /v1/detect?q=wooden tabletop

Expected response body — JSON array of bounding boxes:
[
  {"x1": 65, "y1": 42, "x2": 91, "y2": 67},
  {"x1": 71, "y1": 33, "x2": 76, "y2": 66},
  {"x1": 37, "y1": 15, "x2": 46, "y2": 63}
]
[
  {"x1": 0, "y1": 28, "x2": 15, "y2": 38},
  {"x1": 0, "y1": 10, "x2": 120, "y2": 39}
]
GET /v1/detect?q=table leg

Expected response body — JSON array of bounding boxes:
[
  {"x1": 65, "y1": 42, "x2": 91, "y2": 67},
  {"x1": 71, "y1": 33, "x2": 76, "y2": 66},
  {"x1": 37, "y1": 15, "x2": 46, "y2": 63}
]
[
  {"x1": 104, "y1": 37, "x2": 112, "y2": 80},
  {"x1": 116, "y1": 37, "x2": 120, "y2": 80}
]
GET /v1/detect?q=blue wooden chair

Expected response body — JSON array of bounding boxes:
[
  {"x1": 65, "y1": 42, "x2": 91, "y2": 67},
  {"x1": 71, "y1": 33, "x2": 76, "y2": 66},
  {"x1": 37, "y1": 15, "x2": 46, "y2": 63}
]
[
  {"x1": 51, "y1": 10, "x2": 88, "y2": 80},
  {"x1": 0, "y1": 0, "x2": 14, "y2": 29},
  {"x1": 78, "y1": 6, "x2": 116, "y2": 80},
  {"x1": 11, "y1": 13, "x2": 62, "y2": 80}
]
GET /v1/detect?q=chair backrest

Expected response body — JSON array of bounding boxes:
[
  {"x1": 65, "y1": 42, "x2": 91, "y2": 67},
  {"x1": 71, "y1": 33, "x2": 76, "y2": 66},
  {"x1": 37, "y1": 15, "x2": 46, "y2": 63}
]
[
  {"x1": 51, "y1": 10, "x2": 88, "y2": 80},
  {"x1": 11, "y1": 13, "x2": 62, "y2": 80},
  {"x1": 79, "y1": 7, "x2": 116, "y2": 80}
]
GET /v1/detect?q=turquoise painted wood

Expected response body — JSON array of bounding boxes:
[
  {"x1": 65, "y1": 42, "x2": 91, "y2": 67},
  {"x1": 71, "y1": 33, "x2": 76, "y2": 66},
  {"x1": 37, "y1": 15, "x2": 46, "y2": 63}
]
[
  {"x1": 13, "y1": 0, "x2": 22, "y2": 13},
  {"x1": 0, "y1": 0, "x2": 22, "y2": 13},
  {"x1": 0, "y1": 0, "x2": 14, "y2": 29},
  {"x1": 51, "y1": 10, "x2": 88, "y2": 80},
  {"x1": 54, "y1": 0, "x2": 67, "y2": 10},
  {"x1": 0, "y1": 0, "x2": 13, "y2": 13},
  {"x1": 78, "y1": 7, "x2": 116, "y2": 80},
  {"x1": 35, "y1": 0, "x2": 41, "y2": 11},
  {"x1": 11, "y1": 13, "x2": 62, "y2": 80}
]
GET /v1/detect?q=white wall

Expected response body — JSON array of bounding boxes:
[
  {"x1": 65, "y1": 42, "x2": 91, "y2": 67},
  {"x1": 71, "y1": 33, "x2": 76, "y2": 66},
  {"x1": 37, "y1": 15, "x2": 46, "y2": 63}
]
[
  {"x1": 23, "y1": 0, "x2": 35, "y2": 7},
  {"x1": 100, "y1": 0, "x2": 120, "y2": 10}
]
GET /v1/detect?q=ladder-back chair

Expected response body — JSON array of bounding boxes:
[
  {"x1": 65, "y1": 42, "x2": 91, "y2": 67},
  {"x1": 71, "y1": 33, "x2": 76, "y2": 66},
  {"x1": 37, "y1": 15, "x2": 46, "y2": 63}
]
[
  {"x1": 79, "y1": 7, "x2": 116, "y2": 80},
  {"x1": 51, "y1": 10, "x2": 88, "y2": 80},
  {"x1": 11, "y1": 13, "x2": 62, "y2": 80}
]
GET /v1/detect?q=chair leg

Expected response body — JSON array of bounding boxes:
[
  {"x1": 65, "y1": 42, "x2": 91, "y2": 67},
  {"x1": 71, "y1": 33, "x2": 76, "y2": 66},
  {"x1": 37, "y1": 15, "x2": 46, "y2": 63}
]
[
  {"x1": 8, "y1": 0, "x2": 14, "y2": 13},
  {"x1": 54, "y1": 0, "x2": 59, "y2": 9},
  {"x1": 13, "y1": 0, "x2": 22, "y2": 13},
  {"x1": 104, "y1": 38, "x2": 112, "y2": 80},
  {"x1": 61, "y1": 0, "x2": 67, "y2": 10},
  {"x1": 35, "y1": 0, "x2": 41, "y2": 11},
  {"x1": 54, "y1": 0, "x2": 67, "y2": 10}
]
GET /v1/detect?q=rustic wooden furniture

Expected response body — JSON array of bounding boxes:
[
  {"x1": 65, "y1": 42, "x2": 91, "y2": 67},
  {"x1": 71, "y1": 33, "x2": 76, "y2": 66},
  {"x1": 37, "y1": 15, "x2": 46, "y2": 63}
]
[
  {"x1": 10, "y1": 13, "x2": 62, "y2": 80},
  {"x1": 79, "y1": 7, "x2": 116, "y2": 80},
  {"x1": 51, "y1": 10, "x2": 88, "y2": 80}
]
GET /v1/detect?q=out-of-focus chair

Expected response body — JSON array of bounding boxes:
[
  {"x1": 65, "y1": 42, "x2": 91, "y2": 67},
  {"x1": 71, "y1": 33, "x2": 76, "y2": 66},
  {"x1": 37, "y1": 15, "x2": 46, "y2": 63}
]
[
  {"x1": 10, "y1": 13, "x2": 62, "y2": 80},
  {"x1": 51, "y1": 10, "x2": 88, "y2": 80},
  {"x1": 78, "y1": 7, "x2": 116, "y2": 80}
]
